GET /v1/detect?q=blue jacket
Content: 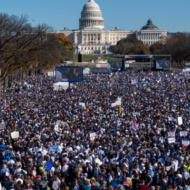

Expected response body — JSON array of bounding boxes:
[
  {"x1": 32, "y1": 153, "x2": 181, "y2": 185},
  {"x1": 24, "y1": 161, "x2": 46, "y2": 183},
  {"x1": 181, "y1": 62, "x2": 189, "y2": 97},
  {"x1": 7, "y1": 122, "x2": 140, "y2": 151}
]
[
  {"x1": 84, "y1": 185, "x2": 91, "y2": 190},
  {"x1": 111, "y1": 174, "x2": 122, "y2": 188}
]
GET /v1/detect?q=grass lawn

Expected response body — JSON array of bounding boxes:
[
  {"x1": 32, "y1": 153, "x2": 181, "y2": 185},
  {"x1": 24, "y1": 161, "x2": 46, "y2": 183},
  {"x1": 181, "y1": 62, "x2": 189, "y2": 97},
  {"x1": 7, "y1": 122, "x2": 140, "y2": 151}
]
[{"x1": 74, "y1": 55, "x2": 122, "y2": 62}]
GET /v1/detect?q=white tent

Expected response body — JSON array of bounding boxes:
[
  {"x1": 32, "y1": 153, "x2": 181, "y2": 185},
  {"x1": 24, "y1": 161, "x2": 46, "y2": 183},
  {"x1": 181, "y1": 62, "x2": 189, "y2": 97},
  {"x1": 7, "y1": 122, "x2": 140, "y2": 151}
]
[
  {"x1": 53, "y1": 82, "x2": 71, "y2": 91},
  {"x1": 83, "y1": 68, "x2": 91, "y2": 74}
]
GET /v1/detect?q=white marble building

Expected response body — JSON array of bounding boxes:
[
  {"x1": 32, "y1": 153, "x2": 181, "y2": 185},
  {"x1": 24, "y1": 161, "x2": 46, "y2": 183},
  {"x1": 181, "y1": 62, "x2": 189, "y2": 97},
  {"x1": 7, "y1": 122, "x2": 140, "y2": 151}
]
[
  {"x1": 136, "y1": 19, "x2": 167, "y2": 45},
  {"x1": 56, "y1": 0, "x2": 167, "y2": 54}
]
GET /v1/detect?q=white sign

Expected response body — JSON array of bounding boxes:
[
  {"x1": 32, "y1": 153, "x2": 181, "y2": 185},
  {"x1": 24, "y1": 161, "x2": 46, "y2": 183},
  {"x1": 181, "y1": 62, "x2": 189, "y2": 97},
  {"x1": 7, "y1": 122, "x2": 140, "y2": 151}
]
[
  {"x1": 166, "y1": 157, "x2": 174, "y2": 162},
  {"x1": 168, "y1": 132, "x2": 175, "y2": 137},
  {"x1": 48, "y1": 71, "x2": 55, "y2": 76},
  {"x1": 111, "y1": 103, "x2": 117, "y2": 107},
  {"x1": 96, "y1": 64, "x2": 108, "y2": 68},
  {"x1": 125, "y1": 64, "x2": 129, "y2": 67},
  {"x1": 180, "y1": 131, "x2": 187, "y2": 137},
  {"x1": 168, "y1": 117, "x2": 174, "y2": 121},
  {"x1": 79, "y1": 103, "x2": 85, "y2": 107},
  {"x1": 178, "y1": 117, "x2": 183, "y2": 125},
  {"x1": 182, "y1": 140, "x2": 189, "y2": 147},
  {"x1": 90, "y1": 133, "x2": 97, "y2": 140},
  {"x1": 11, "y1": 131, "x2": 19, "y2": 139},
  {"x1": 168, "y1": 138, "x2": 175, "y2": 144},
  {"x1": 54, "y1": 120, "x2": 61, "y2": 131},
  {"x1": 78, "y1": 103, "x2": 85, "y2": 109}
]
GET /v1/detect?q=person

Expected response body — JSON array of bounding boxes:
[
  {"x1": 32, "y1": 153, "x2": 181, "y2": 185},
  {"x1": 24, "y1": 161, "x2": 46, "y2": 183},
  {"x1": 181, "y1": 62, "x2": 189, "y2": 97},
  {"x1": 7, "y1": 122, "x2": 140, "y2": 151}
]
[
  {"x1": 84, "y1": 180, "x2": 91, "y2": 190},
  {"x1": 9, "y1": 182, "x2": 17, "y2": 190},
  {"x1": 132, "y1": 174, "x2": 140, "y2": 190},
  {"x1": 39, "y1": 177, "x2": 48, "y2": 190},
  {"x1": 52, "y1": 177, "x2": 60, "y2": 190},
  {"x1": 139, "y1": 180, "x2": 147, "y2": 190},
  {"x1": 2, "y1": 176, "x2": 12, "y2": 189},
  {"x1": 99, "y1": 180, "x2": 107, "y2": 190},
  {"x1": 60, "y1": 178, "x2": 67, "y2": 190},
  {"x1": 77, "y1": 173, "x2": 85, "y2": 190},
  {"x1": 91, "y1": 178, "x2": 98, "y2": 190},
  {"x1": 72, "y1": 179, "x2": 79, "y2": 190},
  {"x1": 25, "y1": 176, "x2": 34, "y2": 186}
]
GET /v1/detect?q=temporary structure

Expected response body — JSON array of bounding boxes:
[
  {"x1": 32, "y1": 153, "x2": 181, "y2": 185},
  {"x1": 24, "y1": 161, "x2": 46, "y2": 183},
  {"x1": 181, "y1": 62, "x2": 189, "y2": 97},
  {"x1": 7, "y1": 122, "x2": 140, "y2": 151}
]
[{"x1": 53, "y1": 82, "x2": 71, "y2": 91}]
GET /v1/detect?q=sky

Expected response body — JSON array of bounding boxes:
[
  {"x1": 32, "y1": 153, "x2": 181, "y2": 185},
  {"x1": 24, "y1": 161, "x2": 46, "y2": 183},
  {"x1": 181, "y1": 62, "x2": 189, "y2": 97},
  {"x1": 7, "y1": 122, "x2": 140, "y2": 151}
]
[{"x1": 1, "y1": 0, "x2": 190, "y2": 33}]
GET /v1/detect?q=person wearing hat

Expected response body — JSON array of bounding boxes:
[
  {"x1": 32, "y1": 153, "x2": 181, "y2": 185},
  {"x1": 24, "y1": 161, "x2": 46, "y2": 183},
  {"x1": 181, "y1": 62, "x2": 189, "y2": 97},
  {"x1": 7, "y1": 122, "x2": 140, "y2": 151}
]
[
  {"x1": 71, "y1": 179, "x2": 79, "y2": 190},
  {"x1": 90, "y1": 178, "x2": 98, "y2": 190}
]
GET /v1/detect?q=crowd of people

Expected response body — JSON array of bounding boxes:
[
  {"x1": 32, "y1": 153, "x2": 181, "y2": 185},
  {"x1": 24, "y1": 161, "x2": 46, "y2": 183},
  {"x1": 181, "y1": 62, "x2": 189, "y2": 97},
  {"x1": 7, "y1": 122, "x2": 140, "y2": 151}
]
[{"x1": 0, "y1": 70, "x2": 190, "y2": 190}]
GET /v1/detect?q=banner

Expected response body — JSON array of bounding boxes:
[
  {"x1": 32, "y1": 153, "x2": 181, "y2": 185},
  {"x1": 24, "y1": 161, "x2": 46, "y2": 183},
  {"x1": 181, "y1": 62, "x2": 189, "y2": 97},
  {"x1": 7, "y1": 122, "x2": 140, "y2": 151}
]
[
  {"x1": 90, "y1": 133, "x2": 97, "y2": 141},
  {"x1": 180, "y1": 131, "x2": 187, "y2": 137},
  {"x1": 168, "y1": 117, "x2": 174, "y2": 121},
  {"x1": 49, "y1": 145, "x2": 58, "y2": 152},
  {"x1": 166, "y1": 157, "x2": 174, "y2": 162},
  {"x1": 168, "y1": 132, "x2": 175, "y2": 137},
  {"x1": 96, "y1": 64, "x2": 108, "y2": 68},
  {"x1": 0, "y1": 123, "x2": 5, "y2": 130},
  {"x1": 182, "y1": 140, "x2": 189, "y2": 147},
  {"x1": 78, "y1": 103, "x2": 85, "y2": 109},
  {"x1": 168, "y1": 138, "x2": 175, "y2": 144}
]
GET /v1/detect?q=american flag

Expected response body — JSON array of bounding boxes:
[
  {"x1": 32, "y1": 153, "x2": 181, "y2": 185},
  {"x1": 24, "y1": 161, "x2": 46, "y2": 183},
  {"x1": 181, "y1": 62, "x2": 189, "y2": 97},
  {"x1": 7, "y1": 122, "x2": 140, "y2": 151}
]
[
  {"x1": 32, "y1": 20, "x2": 34, "y2": 22},
  {"x1": 132, "y1": 119, "x2": 138, "y2": 132}
]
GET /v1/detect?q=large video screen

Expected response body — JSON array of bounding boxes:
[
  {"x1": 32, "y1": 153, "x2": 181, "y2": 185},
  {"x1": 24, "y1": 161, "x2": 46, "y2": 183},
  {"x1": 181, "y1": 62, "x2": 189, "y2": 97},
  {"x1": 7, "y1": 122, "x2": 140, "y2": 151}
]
[
  {"x1": 156, "y1": 60, "x2": 170, "y2": 70},
  {"x1": 108, "y1": 61, "x2": 122, "y2": 70},
  {"x1": 56, "y1": 67, "x2": 83, "y2": 82}
]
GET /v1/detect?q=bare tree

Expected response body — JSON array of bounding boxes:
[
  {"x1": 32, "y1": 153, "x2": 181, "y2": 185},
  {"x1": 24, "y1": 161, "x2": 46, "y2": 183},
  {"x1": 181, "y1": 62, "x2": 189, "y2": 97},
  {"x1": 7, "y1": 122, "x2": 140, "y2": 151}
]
[{"x1": 0, "y1": 13, "x2": 62, "y2": 84}]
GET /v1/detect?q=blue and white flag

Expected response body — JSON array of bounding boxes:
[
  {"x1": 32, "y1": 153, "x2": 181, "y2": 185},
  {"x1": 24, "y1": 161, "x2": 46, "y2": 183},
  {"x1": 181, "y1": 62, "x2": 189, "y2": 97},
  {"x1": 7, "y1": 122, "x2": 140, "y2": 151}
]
[
  {"x1": 117, "y1": 118, "x2": 121, "y2": 127},
  {"x1": 2, "y1": 100, "x2": 6, "y2": 110}
]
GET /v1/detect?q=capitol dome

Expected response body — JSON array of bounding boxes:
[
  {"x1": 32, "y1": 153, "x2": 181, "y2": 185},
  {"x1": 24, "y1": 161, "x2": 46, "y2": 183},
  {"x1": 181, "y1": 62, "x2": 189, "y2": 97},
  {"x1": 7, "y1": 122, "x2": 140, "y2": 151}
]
[
  {"x1": 79, "y1": 0, "x2": 104, "y2": 30},
  {"x1": 141, "y1": 18, "x2": 159, "y2": 30}
]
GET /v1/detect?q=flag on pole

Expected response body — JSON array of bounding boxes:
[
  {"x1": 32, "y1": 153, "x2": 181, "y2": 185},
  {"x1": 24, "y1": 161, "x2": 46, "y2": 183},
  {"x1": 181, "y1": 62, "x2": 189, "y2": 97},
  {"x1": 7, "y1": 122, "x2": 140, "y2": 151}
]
[
  {"x1": 117, "y1": 118, "x2": 121, "y2": 127},
  {"x1": 119, "y1": 105, "x2": 121, "y2": 113},
  {"x1": 32, "y1": 20, "x2": 34, "y2": 22}
]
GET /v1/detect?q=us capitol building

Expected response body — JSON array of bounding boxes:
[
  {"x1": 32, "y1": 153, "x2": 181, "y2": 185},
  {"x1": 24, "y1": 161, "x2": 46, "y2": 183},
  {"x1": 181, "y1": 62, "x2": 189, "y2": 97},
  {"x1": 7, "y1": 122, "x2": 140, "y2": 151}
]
[{"x1": 56, "y1": 0, "x2": 167, "y2": 54}]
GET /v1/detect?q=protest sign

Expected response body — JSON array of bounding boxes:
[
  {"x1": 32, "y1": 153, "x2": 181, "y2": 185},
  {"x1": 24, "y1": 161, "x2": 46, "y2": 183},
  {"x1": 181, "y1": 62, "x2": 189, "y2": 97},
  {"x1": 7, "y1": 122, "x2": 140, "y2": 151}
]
[
  {"x1": 44, "y1": 162, "x2": 53, "y2": 170},
  {"x1": 168, "y1": 117, "x2": 174, "y2": 121},
  {"x1": 54, "y1": 120, "x2": 61, "y2": 131},
  {"x1": 166, "y1": 157, "x2": 174, "y2": 162},
  {"x1": 168, "y1": 138, "x2": 175, "y2": 144},
  {"x1": 90, "y1": 133, "x2": 97, "y2": 140},
  {"x1": 182, "y1": 140, "x2": 189, "y2": 147},
  {"x1": 34, "y1": 108, "x2": 38, "y2": 112},
  {"x1": 0, "y1": 123, "x2": 5, "y2": 130},
  {"x1": 180, "y1": 131, "x2": 187, "y2": 137},
  {"x1": 111, "y1": 103, "x2": 117, "y2": 107},
  {"x1": 78, "y1": 102, "x2": 85, "y2": 109},
  {"x1": 178, "y1": 117, "x2": 183, "y2": 125},
  {"x1": 168, "y1": 132, "x2": 175, "y2": 137},
  {"x1": 49, "y1": 145, "x2": 58, "y2": 152},
  {"x1": 11, "y1": 131, "x2": 19, "y2": 139}
]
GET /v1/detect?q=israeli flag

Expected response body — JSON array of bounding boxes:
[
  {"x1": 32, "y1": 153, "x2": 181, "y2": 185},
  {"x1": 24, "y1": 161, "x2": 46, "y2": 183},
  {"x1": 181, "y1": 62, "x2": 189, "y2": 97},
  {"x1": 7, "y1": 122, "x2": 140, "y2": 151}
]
[
  {"x1": 2, "y1": 100, "x2": 6, "y2": 110},
  {"x1": 117, "y1": 118, "x2": 121, "y2": 127}
]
